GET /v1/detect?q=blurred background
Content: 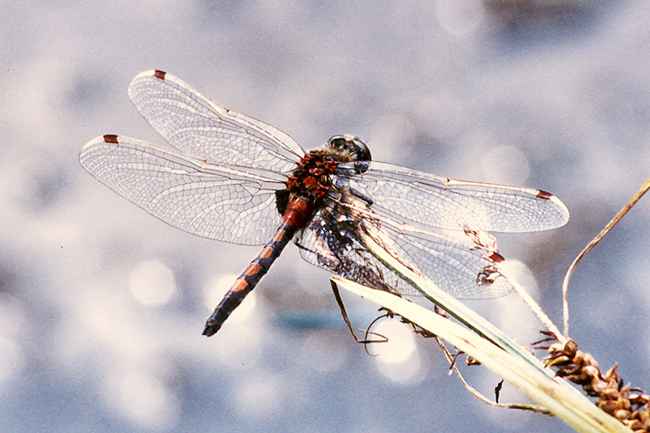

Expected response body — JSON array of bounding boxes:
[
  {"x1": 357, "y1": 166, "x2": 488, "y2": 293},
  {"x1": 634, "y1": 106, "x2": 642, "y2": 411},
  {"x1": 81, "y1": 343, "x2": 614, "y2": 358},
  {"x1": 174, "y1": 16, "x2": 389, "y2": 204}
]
[{"x1": 1, "y1": 0, "x2": 649, "y2": 431}]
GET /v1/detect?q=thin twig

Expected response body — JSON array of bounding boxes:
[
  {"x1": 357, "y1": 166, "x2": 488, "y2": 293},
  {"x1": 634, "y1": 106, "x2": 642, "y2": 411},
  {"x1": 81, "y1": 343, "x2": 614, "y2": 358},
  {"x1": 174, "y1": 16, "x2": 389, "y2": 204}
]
[
  {"x1": 433, "y1": 335, "x2": 551, "y2": 414},
  {"x1": 330, "y1": 279, "x2": 389, "y2": 344},
  {"x1": 562, "y1": 177, "x2": 650, "y2": 337},
  {"x1": 510, "y1": 278, "x2": 567, "y2": 345}
]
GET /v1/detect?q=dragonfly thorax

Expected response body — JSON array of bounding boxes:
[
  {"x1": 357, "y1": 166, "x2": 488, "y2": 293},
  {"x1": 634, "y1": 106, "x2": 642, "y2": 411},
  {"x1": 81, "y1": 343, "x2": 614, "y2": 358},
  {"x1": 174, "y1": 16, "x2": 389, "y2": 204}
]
[{"x1": 275, "y1": 150, "x2": 337, "y2": 219}]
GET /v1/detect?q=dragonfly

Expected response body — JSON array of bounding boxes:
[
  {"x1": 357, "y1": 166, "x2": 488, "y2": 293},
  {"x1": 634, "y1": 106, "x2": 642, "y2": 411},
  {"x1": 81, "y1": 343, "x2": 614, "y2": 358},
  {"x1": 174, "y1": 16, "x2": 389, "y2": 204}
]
[{"x1": 80, "y1": 70, "x2": 569, "y2": 337}]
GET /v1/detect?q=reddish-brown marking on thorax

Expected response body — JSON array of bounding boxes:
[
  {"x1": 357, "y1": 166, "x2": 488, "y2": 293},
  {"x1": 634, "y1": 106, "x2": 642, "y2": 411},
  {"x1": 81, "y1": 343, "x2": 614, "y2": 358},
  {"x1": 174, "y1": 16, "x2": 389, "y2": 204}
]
[
  {"x1": 280, "y1": 150, "x2": 340, "y2": 228},
  {"x1": 285, "y1": 152, "x2": 338, "y2": 199}
]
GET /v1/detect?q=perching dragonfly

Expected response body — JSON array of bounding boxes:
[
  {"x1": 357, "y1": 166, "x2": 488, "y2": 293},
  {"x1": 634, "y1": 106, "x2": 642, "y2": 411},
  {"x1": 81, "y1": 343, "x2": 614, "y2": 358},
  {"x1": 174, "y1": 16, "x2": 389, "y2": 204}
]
[{"x1": 79, "y1": 70, "x2": 569, "y2": 337}]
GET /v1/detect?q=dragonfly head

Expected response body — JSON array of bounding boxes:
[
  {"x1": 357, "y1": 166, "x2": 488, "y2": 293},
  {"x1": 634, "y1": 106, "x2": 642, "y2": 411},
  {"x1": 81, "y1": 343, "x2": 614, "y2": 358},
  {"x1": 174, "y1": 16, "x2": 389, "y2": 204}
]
[{"x1": 326, "y1": 135, "x2": 372, "y2": 162}]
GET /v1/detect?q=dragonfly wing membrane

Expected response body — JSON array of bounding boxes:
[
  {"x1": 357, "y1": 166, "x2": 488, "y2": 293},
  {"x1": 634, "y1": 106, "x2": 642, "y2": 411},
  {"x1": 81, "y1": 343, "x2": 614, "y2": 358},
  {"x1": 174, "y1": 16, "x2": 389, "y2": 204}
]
[
  {"x1": 128, "y1": 70, "x2": 304, "y2": 173},
  {"x1": 297, "y1": 204, "x2": 513, "y2": 299},
  {"x1": 341, "y1": 161, "x2": 569, "y2": 233},
  {"x1": 296, "y1": 210, "x2": 410, "y2": 297},
  {"x1": 80, "y1": 135, "x2": 284, "y2": 245},
  {"x1": 381, "y1": 223, "x2": 514, "y2": 299}
]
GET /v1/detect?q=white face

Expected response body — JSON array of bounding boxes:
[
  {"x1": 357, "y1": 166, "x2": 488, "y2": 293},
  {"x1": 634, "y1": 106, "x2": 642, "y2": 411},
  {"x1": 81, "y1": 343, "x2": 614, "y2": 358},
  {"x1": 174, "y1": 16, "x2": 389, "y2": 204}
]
[{"x1": 325, "y1": 135, "x2": 372, "y2": 162}]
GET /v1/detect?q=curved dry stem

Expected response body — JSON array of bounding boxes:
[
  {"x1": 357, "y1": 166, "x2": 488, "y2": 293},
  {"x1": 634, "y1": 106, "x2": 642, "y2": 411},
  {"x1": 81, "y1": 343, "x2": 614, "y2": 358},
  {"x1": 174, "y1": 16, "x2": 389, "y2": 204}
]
[
  {"x1": 562, "y1": 177, "x2": 650, "y2": 337},
  {"x1": 433, "y1": 336, "x2": 551, "y2": 414}
]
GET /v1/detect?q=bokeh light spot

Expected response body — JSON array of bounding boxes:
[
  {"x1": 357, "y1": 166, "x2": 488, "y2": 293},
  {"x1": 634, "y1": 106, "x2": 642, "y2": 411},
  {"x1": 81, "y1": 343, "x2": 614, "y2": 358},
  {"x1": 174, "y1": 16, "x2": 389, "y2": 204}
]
[
  {"x1": 128, "y1": 260, "x2": 176, "y2": 306},
  {"x1": 103, "y1": 369, "x2": 181, "y2": 431}
]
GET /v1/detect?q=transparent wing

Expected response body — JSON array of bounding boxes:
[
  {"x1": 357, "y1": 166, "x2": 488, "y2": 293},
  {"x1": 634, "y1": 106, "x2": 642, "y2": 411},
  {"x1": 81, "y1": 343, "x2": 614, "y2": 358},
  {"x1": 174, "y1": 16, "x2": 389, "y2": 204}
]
[
  {"x1": 337, "y1": 161, "x2": 569, "y2": 233},
  {"x1": 79, "y1": 134, "x2": 286, "y2": 245},
  {"x1": 296, "y1": 204, "x2": 512, "y2": 300},
  {"x1": 383, "y1": 224, "x2": 513, "y2": 299},
  {"x1": 127, "y1": 70, "x2": 304, "y2": 172}
]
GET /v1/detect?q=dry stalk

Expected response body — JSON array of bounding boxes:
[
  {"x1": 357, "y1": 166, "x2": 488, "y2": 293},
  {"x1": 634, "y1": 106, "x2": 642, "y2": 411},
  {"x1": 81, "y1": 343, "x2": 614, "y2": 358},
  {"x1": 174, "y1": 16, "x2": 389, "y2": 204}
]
[{"x1": 542, "y1": 336, "x2": 650, "y2": 432}]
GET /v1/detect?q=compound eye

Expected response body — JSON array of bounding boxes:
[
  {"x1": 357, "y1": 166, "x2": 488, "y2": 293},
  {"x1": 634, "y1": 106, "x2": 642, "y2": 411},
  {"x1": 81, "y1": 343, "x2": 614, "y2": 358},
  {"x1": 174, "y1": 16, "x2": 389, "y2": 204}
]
[
  {"x1": 327, "y1": 135, "x2": 372, "y2": 161},
  {"x1": 351, "y1": 138, "x2": 371, "y2": 162}
]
